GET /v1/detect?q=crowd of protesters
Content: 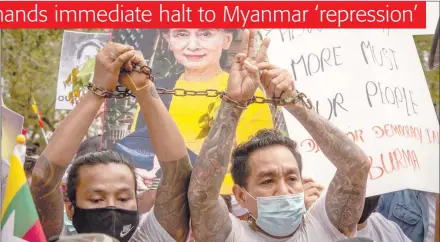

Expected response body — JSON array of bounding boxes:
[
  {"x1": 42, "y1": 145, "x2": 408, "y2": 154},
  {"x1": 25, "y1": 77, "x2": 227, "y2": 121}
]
[{"x1": 10, "y1": 29, "x2": 439, "y2": 242}]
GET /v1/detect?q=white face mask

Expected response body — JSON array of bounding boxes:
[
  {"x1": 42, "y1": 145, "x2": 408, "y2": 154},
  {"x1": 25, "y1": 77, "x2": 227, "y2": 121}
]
[
  {"x1": 231, "y1": 195, "x2": 249, "y2": 217},
  {"x1": 245, "y1": 190, "x2": 306, "y2": 237}
]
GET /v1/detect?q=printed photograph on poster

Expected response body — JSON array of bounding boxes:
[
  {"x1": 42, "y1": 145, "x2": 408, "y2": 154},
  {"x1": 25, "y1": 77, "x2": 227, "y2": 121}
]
[
  {"x1": 55, "y1": 31, "x2": 110, "y2": 110},
  {"x1": 104, "y1": 29, "x2": 287, "y2": 195}
]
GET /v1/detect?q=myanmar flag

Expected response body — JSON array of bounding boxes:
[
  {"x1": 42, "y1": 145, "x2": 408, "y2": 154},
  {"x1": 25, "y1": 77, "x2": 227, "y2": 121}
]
[
  {"x1": 31, "y1": 96, "x2": 44, "y2": 129},
  {"x1": 1, "y1": 150, "x2": 46, "y2": 241}
]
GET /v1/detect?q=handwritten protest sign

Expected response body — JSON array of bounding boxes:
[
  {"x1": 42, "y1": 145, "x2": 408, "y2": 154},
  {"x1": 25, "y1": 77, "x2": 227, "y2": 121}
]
[{"x1": 263, "y1": 29, "x2": 439, "y2": 196}]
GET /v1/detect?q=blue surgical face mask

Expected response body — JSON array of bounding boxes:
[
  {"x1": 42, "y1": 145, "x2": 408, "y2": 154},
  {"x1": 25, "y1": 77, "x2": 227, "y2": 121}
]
[
  {"x1": 245, "y1": 190, "x2": 306, "y2": 237},
  {"x1": 63, "y1": 209, "x2": 77, "y2": 235}
]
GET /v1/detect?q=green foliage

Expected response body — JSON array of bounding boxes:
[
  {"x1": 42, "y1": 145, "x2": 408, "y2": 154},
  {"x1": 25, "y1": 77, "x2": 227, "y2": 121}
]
[
  {"x1": 413, "y1": 35, "x2": 440, "y2": 112},
  {"x1": 1, "y1": 29, "x2": 106, "y2": 150},
  {"x1": 2, "y1": 29, "x2": 63, "y2": 148}
]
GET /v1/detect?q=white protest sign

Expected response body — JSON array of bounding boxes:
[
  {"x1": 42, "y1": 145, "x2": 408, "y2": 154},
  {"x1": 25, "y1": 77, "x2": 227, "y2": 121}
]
[
  {"x1": 56, "y1": 31, "x2": 110, "y2": 110},
  {"x1": 262, "y1": 29, "x2": 439, "y2": 196}
]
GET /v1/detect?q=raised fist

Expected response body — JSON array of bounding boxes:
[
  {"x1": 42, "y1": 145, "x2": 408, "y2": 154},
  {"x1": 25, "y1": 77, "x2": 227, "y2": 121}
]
[
  {"x1": 93, "y1": 42, "x2": 135, "y2": 91},
  {"x1": 258, "y1": 62, "x2": 296, "y2": 100},
  {"x1": 119, "y1": 51, "x2": 154, "y2": 95}
]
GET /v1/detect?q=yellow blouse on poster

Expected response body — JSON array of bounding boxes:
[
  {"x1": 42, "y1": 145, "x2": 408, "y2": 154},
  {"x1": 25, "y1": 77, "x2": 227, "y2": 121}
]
[
  {"x1": 169, "y1": 72, "x2": 273, "y2": 155},
  {"x1": 131, "y1": 72, "x2": 274, "y2": 194}
]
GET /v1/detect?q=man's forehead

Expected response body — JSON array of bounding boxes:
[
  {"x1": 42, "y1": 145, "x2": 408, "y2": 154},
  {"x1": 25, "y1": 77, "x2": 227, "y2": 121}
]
[
  {"x1": 248, "y1": 145, "x2": 297, "y2": 160},
  {"x1": 77, "y1": 163, "x2": 135, "y2": 181},
  {"x1": 255, "y1": 166, "x2": 299, "y2": 178},
  {"x1": 82, "y1": 184, "x2": 133, "y2": 194},
  {"x1": 77, "y1": 170, "x2": 136, "y2": 193},
  {"x1": 247, "y1": 146, "x2": 299, "y2": 172}
]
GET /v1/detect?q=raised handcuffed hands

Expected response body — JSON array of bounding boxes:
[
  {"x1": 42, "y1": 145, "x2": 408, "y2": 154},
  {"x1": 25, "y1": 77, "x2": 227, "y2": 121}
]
[
  {"x1": 119, "y1": 51, "x2": 154, "y2": 94},
  {"x1": 258, "y1": 62, "x2": 296, "y2": 100},
  {"x1": 93, "y1": 42, "x2": 135, "y2": 91},
  {"x1": 226, "y1": 29, "x2": 271, "y2": 102}
]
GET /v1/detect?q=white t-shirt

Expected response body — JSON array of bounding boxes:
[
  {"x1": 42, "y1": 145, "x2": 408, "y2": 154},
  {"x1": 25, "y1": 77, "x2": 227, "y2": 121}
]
[
  {"x1": 357, "y1": 212, "x2": 411, "y2": 242},
  {"x1": 423, "y1": 192, "x2": 438, "y2": 242},
  {"x1": 139, "y1": 212, "x2": 149, "y2": 224},
  {"x1": 225, "y1": 195, "x2": 351, "y2": 242},
  {"x1": 129, "y1": 211, "x2": 176, "y2": 242}
]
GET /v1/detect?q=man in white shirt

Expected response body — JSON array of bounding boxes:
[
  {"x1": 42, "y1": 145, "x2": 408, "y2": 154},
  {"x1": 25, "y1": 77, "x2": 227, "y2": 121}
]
[
  {"x1": 186, "y1": 29, "x2": 372, "y2": 242},
  {"x1": 30, "y1": 42, "x2": 191, "y2": 242},
  {"x1": 304, "y1": 184, "x2": 412, "y2": 242},
  {"x1": 355, "y1": 195, "x2": 411, "y2": 242},
  {"x1": 357, "y1": 212, "x2": 412, "y2": 242}
]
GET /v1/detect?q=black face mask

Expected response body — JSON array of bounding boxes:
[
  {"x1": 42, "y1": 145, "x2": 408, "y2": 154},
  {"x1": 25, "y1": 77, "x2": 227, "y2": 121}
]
[{"x1": 72, "y1": 205, "x2": 139, "y2": 242}]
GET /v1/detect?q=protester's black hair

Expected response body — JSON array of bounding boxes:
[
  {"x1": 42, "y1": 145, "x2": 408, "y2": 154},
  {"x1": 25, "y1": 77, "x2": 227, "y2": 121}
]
[
  {"x1": 358, "y1": 195, "x2": 381, "y2": 224},
  {"x1": 75, "y1": 135, "x2": 104, "y2": 159},
  {"x1": 66, "y1": 150, "x2": 137, "y2": 203},
  {"x1": 63, "y1": 135, "x2": 106, "y2": 200},
  {"x1": 231, "y1": 129, "x2": 303, "y2": 188}
]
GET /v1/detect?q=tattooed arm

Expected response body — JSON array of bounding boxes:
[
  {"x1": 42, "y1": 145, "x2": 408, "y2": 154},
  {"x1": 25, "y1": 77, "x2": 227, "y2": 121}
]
[
  {"x1": 137, "y1": 84, "x2": 191, "y2": 241},
  {"x1": 257, "y1": 61, "x2": 371, "y2": 237},
  {"x1": 188, "y1": 101, "x2": 242, "y2": 242},
  {"x1": 119, "y1": 52, "x2": 191, "y2": 241},
  {"x1": 285, "y1": 101, "x2": 371, "y2": 236},
  {"x1": 31, "y1": 92, "x2": 104, "y2": 239},
  {"x1": 31, "y1": 43, "x2": 135, "y2": 239},
  {"x1": 188, "y1": 29, "x2": 269, "y2": 242}
]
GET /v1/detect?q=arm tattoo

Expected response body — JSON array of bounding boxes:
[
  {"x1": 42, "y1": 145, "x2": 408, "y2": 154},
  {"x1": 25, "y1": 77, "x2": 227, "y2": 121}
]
[
  {"x1": 287, "y1": 103, "x2": 371, "y2": 236},
  {"x1": 153, "y1": 156, "x2": 192, "y2": 242},
  {"x1": 149, "y1": 85, "x2": 159, "y2": 99},
  {"x1": 30, "y1": 155, "x2": 66, "y2": 239},
  {"x1": 188, "y1": 101, "x2": 242, "y2": 242}
]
